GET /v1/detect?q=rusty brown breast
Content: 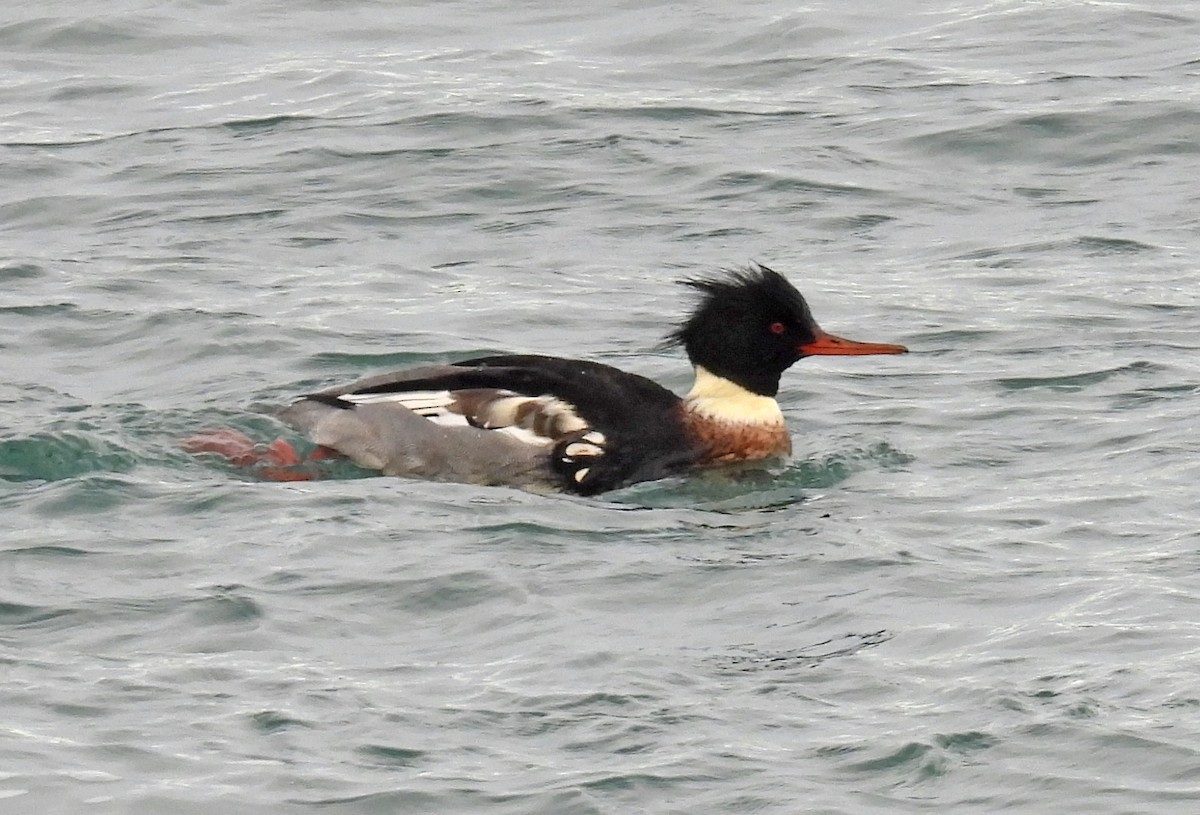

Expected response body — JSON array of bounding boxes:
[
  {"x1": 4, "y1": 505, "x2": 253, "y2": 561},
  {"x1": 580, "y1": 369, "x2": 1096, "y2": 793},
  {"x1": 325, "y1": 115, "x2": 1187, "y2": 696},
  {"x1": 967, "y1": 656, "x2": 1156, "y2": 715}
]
[{"x1": 678, "y1": 404, "x2": 792, "y2": 465}]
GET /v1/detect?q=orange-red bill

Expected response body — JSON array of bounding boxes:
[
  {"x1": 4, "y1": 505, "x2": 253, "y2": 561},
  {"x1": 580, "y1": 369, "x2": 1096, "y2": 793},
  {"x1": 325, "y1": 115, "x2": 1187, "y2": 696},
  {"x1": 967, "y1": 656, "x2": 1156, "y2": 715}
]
[{"x1": 798, "y1": 329, "x2": 908, "y2": 356}]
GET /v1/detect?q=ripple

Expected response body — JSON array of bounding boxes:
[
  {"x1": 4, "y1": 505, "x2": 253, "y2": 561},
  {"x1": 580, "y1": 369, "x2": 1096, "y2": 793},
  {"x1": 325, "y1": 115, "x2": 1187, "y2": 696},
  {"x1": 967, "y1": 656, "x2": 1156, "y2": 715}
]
[
  {"x1": 901, "y1": 105, "x2": 1200, "y2": 168},
  {"x1": 249, "y1": 710, "x2": 312, "y2": 734},
  {"x1": 997, "y1": 362, "x2": 1159, "y2": 392},
  {"x1": 189, "y1": 586, "x2": 265, "y2": 625},
  {"x1": 0, "y1": 262, "x2": 44, "y2": 282},
  {"x1": 0, "y1": 600, "x2": 80, "y2": 629},
  {"x1": 714, "y1": 631, "x2": 894, "y2": 673},
  {"x1": 0, "y1": 432, "x2": 138, "y2": 483},
  {"x1": 609, "y1": 442, "x2": 913, "y2": 511},
  {"x1": 845, "y1": 741, "x2": 941, "y2": 776},
  {"x1": 355, "y1": 744, "x2": 428, "y2": 767}
]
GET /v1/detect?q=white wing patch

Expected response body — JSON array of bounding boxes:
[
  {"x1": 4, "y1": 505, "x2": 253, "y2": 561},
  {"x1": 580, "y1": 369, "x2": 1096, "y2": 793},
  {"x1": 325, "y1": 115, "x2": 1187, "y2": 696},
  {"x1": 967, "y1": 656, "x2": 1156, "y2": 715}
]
[
  {"x1": 336, "y1": 388, "x2": 469, "y2": 426},
  {"x1": 337, "y1": 389, "x2": 454, "y2": 410},
  {"x1": 336, "y1": 387, "x2": 590, "y2": 444}
]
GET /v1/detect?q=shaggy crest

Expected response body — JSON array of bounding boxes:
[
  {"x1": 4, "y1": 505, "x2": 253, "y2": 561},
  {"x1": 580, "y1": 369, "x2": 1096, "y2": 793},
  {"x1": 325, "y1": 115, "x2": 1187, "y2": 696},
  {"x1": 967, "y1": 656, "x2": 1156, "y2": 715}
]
[{"x1": 665, "y1": 263, "x2": 815, "y2": 348}]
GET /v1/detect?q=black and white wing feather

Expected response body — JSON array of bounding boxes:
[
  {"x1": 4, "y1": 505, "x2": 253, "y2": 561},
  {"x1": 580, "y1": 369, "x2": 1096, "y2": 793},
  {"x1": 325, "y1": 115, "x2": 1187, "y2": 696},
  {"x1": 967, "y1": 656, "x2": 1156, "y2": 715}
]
[{"x1": 280, "y1": 355, "x2": 696, "y2": 494}]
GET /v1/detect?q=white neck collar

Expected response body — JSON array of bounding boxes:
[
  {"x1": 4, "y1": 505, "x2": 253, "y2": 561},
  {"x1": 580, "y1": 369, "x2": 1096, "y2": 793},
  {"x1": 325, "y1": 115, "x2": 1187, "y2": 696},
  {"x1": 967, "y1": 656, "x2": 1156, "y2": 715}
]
[{"x1": 683, "y1": 366, "x2": 784, "y2": 426}]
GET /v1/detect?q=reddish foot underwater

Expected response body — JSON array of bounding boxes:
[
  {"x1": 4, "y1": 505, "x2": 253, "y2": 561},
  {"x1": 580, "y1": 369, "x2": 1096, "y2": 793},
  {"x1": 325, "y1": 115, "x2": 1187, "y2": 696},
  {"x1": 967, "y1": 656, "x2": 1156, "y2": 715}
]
[{"x1": 182, "y1": 429, "x2": 341, "y2": 482}]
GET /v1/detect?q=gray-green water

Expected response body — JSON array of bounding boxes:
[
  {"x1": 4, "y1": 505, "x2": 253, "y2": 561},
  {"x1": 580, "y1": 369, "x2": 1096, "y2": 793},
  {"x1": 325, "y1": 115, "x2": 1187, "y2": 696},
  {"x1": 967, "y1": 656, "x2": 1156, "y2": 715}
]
[{"x1": 3, "y1": 1, "x2": 1200, "y2": 812}]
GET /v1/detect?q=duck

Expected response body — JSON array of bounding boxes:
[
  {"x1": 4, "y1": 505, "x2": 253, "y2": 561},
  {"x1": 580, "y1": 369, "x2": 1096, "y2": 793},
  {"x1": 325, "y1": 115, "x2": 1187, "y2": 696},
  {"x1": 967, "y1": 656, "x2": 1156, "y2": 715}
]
[{"x1": 184, "y1": 264, "x2": 907, "y2": 494}]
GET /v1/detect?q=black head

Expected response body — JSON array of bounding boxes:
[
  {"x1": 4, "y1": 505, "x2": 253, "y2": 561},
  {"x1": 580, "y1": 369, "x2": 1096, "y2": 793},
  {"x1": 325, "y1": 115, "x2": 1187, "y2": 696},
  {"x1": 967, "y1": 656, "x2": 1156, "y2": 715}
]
[{"x1": 666, "y1": 263, "x2": 907, "y2": 397}]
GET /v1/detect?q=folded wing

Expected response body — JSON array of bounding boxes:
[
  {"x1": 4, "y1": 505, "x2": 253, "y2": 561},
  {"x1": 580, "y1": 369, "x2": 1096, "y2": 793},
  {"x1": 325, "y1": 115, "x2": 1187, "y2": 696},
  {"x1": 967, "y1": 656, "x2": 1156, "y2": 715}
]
[{"x1": 278, "y1": 356, "x2": 694, "y2": 494}]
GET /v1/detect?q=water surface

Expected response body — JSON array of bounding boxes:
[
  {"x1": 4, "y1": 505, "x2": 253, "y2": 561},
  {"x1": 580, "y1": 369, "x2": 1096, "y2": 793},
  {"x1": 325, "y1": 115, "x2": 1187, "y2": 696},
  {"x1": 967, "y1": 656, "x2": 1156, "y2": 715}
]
[{"x1": 3, "y1": 1, "x2": 1200, "y2": 812}]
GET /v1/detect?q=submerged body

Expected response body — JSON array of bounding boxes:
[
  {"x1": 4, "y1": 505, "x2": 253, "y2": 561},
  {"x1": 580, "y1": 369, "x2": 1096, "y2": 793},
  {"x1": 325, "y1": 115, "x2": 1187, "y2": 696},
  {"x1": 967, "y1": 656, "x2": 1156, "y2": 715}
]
[{"x1": 264, "y1": 265, "x2": 907, "y2": 495}]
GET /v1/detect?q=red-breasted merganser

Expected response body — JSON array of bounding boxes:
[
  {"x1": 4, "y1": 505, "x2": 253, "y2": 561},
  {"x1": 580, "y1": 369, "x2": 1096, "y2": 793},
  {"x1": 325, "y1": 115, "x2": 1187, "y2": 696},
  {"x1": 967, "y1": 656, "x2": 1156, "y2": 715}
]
[{"x1": 184, "y1": 264, "x2": 906, "y2": 493}]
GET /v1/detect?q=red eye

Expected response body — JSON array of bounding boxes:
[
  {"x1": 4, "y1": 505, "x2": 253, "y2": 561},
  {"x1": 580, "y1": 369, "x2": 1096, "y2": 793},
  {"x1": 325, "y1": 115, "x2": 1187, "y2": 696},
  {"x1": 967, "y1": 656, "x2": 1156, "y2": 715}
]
[{"x1": 769, "y1": 321, "x2": 786, "y2": 335}]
